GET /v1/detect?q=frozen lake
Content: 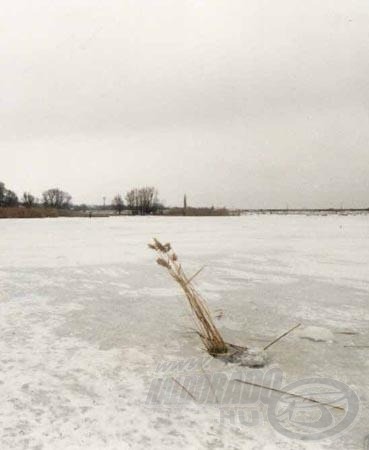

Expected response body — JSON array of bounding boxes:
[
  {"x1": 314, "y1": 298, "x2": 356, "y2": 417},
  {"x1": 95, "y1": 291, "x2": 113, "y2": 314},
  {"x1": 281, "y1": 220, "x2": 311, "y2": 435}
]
[{"x1": 0, "y1": 215, "x2": 368, "y2": 449}]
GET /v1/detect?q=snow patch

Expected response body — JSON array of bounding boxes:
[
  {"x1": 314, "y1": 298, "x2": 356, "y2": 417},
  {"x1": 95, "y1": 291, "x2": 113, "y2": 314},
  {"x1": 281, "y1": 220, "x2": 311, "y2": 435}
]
[{"x1": 224, "y1": 347, "x2": 269, "y2": 368}]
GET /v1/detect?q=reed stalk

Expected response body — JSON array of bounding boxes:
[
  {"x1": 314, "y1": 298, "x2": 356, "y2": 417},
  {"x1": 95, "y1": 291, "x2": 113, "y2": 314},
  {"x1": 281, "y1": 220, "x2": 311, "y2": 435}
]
[{"x1": 148, "y1": 238, "x2": 228, "y2": 355}]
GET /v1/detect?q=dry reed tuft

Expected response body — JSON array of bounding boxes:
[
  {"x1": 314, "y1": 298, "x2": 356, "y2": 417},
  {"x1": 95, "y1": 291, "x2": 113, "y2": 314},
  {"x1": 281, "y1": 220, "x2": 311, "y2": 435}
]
[{"x1": 148, "y1": 238, "x2": 228, "y2": 355}]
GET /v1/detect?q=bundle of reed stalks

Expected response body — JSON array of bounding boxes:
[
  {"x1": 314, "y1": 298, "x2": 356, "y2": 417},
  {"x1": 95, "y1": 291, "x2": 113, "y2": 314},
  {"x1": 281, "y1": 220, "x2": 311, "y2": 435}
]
[{"x1": 148, "y1": 238, "x2": 228, "y2": 355}]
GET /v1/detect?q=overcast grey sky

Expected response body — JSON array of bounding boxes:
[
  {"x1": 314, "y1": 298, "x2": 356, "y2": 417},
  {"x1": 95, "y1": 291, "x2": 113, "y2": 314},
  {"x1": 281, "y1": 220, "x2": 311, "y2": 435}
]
[{"x1": 1, "y1": 0, "x2": 369, "y2": 208}]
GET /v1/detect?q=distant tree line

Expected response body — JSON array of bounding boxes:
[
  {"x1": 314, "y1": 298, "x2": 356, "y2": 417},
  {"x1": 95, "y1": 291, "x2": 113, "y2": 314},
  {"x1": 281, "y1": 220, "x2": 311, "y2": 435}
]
[
  {"x1": 0, "y1": 181, "x2": 234, "y2": 218},
  {"x1": 0, "y1": 181, "x2": 73, "y2": 210},
  {"x1": 0, "y1": 181, "x2": 164, "y2": 216}
]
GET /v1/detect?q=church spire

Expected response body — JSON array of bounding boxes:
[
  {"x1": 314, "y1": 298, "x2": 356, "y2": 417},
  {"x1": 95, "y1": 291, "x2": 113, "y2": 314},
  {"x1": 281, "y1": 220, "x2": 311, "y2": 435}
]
[{"x1": 184, "y1": 194, "x2": 187, "y2": 215}]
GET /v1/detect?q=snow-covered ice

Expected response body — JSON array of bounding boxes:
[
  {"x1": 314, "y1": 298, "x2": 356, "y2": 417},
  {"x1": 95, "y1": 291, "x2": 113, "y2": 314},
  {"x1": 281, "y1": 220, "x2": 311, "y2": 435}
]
[
  {"x1": 0, "y1": 215, "x2": 368, "y2": 449},
  {"x1": 297, "y1": 326, "x2": 335, "y2": 343}
]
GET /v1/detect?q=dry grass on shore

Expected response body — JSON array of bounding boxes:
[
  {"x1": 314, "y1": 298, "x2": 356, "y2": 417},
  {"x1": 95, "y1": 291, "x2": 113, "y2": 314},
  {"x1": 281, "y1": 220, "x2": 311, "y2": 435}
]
[
  {"x1": 0, "y1": 207, "x2": 59, "y2": 219},
  {"x1": 0, "y1": 207, "x2": 98, "y2": 219}
]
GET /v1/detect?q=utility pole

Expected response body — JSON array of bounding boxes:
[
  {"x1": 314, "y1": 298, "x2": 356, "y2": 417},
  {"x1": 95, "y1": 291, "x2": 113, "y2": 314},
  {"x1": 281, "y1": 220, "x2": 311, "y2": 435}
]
[{"x1": 103, "y1": 197, "x2": 106, "y2": 209}]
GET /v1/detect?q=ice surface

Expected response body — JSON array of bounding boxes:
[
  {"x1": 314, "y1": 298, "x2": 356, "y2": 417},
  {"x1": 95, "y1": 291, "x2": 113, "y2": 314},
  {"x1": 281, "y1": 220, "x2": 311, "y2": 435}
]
[
  {"x1": 297, "y1": 326, "x2": 335, "y2": 343},
  {"x1": 0, "y1": 215, "x2": 368, "y2": 449}
]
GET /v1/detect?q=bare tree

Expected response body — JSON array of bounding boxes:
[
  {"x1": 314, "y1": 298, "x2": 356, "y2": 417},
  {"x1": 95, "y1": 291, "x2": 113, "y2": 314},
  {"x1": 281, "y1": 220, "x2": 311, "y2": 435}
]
[
  {"x1": 139, "y1": 187, "x2": 158, "y2": 214},
  {"x1": 125, "y1": 189, "x2": 137, "y2": 213},
  {"x1": 23, "y1": 192, "x2": 37, "y2": 208},
  {"x1": 3, "y1": 190, "x2": 18, "y2": 207},
  {"x1": 125, "y1": 186, "x2": 159, "y2": 215},
  {"x1": 0, "y1": 183, "x2": 18, "y2": 207},
  {"x1": 112, "y1": 194, "x2": 124, "y2": 215},
  {"x1": 42, "y1": 188, "x2": 72, "y2": 209},
  {"x1": 0, "y1": 182, "x2": 6, "y2": 206}
]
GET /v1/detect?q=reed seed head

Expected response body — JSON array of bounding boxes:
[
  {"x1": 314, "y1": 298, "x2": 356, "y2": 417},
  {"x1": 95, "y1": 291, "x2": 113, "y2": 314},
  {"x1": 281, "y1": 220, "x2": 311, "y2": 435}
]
[
  {"x1": 153, "y1": 238, "x2": 167, "y2": 252},
  {"x1": 171, "y1": 253, "x2": 178, "y2": 261},
  {"x1": 156, "y1": 258, "x2": 170, "y2": 269}
]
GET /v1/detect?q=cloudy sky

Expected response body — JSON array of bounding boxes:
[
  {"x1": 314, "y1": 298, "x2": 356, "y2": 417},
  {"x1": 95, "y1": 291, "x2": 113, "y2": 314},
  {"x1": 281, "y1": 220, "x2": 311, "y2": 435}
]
[{"x1": 1, "y1": 0, "x2": 369, "y2": 208}]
